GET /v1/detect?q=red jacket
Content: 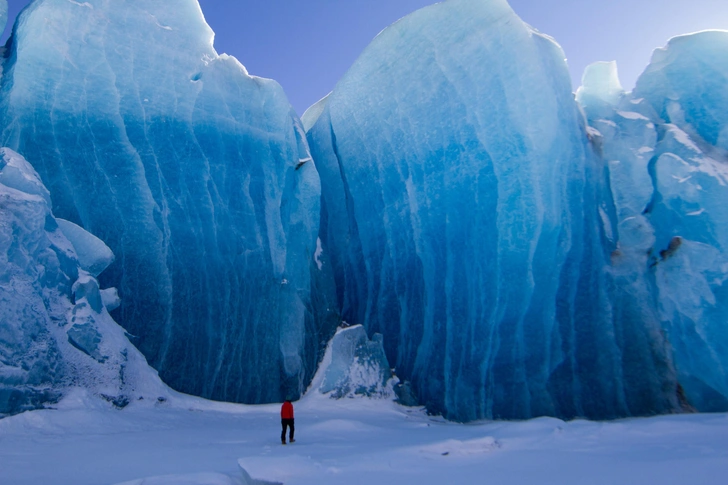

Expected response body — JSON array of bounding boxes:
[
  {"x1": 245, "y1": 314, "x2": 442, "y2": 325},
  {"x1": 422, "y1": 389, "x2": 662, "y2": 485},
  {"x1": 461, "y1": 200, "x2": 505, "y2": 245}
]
[{"x1": 281, "y1": 401, "x2": 294, "y2": 419}]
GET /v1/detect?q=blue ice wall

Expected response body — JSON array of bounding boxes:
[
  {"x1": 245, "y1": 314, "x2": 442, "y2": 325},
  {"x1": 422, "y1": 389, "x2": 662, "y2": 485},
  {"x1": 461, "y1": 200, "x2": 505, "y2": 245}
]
[
  {"x1": 0, "y1": 0, "x2": 329, "y2": 403},
  {"x1": 305, "y1": 0, "x2": 682, "y2": 420},
  {"x1": 577, "y1": 32, "x2": 728, "y2": 412},
  {"x1": 576, "y1": 32, "x2": 728, "y2": 413}
]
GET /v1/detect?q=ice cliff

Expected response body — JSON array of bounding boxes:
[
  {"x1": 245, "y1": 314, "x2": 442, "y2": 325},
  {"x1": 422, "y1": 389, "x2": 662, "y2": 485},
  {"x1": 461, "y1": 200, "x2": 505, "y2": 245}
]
[
  {"x1": 2, "y1": 0, "x2": 727, "y2": 422},
  {"x1": 578, "y1": 32, "x2": 728, "y2": 412},
  {"x1": 0, "y1": 0, "x2": 335, "y2": 404},
  {"x1": 0, "y1": 148, "x2": 167, "y2": 417},
  {"x1": 304, "y1": 0, "x2": 726, "y2": 420}
]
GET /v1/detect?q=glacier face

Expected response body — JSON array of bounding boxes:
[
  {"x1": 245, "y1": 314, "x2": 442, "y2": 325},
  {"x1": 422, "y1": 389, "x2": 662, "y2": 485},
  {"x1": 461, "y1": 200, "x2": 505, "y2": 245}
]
[
  {"x1": 2, "y1": 0, "x2": 726, "y2": 422},
  {"x1": 577, "y1": 31, "x2": 728, "y2": 413},
  {"x1": 0, "y1": 0, "x2": 330, "y2": 404},
  {"x1": 306, "y1": 0, "x2": 684, "y2": 420},
  {"x1": 0, "y1": 148, "x2": 166, "y2": 417},
  {"x1": 614, "y1": 32, "x2": 728, "y2": 412}
]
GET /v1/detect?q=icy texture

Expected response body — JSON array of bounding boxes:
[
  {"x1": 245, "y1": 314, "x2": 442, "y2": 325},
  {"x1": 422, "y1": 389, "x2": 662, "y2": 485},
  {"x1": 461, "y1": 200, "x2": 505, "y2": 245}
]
[
  {"x1": 115, "y1": 473, "x2": 245, "y2": 485},
  {"x1": 312, "y1": 325, "x2": 392, "y2": 399},
  {"x1": 306, "y1": 0, "x2": 682, "y2": 420},
  {"x1": 578, "y1": 30, "x2": 728, "y2": 413},
  {"x1": 0, "y1": 148, "x2": 167, "y2": 417},
  {"x1": 635, "y1": 31, "x2": 728, "y2": 153},
  {"x1": 3, "y1": 392, "x2": 728, "y2": 485},
  {"x1": 101, "y1": 287, "x2": 121, "y2": 312},
  {"x1": 0, "y1": 147, "x2": 50, "y2": 204},
  {"x1": 0, "y1": 0, "x2": 329, "y2": 403},
  {"x1": 56, "y1": 219, "x2": 114, "y2": 277},
  {"x1": 576, "y1": 61, "x2": 625, "y2": 110}
]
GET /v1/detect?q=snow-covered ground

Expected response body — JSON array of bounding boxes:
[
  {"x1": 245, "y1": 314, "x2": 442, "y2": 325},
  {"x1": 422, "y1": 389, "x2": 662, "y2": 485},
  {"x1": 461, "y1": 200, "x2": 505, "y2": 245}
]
[{"x1": 2, "y1": 389, "x2": 727, "y2": 485}]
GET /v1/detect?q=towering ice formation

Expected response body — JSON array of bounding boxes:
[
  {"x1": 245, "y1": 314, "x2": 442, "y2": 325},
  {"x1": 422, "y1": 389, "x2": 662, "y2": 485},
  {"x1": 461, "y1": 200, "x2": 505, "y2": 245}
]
[
  {"x1": 3, "y1": 0, "x2": 724, "y2": 423},
  {"x1": 0, "y1": 0, "x2": 331, "y2": 403},
  {"x1": 579, "y1": 31, "x2": 728, "y2": 412},
  {"x1": 0, "y1": 148, "x2": 167, "y2": 417},
  {"x1": 306, "y1": 0, "x2": 682, "y2": 420}
]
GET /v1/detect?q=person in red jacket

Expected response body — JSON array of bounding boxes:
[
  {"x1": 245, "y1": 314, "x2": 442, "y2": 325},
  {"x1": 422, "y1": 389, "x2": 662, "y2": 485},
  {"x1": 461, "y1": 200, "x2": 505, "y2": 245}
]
[{"x1": 281, "y1": 399, "x2": 295, "y2": 444}]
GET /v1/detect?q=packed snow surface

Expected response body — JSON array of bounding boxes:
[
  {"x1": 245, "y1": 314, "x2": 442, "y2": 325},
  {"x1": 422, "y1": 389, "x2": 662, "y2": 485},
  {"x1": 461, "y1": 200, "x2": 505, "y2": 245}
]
[{"x1": 1, "y1": 393, "x2": 727, "y2": 485}]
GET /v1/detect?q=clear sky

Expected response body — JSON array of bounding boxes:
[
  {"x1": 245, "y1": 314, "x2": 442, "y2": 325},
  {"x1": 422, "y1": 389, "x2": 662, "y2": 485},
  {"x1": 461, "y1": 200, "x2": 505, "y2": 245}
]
[{"x1": 3, "y1": 0, "x2": 728, "y2": 114}]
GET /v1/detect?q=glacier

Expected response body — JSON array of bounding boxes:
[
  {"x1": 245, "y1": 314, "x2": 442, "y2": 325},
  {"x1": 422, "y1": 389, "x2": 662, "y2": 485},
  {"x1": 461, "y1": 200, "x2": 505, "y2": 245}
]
[
  {"x1": 579, "y1": 32, "x2": 728, "y2": 412},
  {"x1": 0, "y1": 148, "x2": 167, "y2": 416},
  {"x1": 1, "y1": 0, "x2": 727, "y2": 423},
  {"x1": 304, "y1": 0, "x2": 728, "y2": 421},
  {"x1": 0, "y1": 0, "x2": 336, "y2": 404}
]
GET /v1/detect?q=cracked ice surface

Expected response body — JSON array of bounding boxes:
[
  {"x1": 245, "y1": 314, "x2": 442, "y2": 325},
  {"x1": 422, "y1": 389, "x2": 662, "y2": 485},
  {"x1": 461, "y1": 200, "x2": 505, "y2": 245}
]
[
  {"x1": 636, "y1": 31, "x2": 728, "y2": 153},
  {"x1": 0, "y1": 0, "x2": 326, "y2": 404},
  {"x1": 306, "y1": 0, "x2": 682, "y2": 421},
  {"x1": 579, "y1": 30, "x2": 728, "y2": 413},
  {"x1": 0, "y1": 148, "x2": 167, "y2": 417}
]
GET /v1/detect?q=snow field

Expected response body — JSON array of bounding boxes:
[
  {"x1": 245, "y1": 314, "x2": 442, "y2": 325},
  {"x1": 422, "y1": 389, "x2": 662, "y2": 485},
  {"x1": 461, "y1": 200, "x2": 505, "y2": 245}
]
[{"x1": 2, "y1": 390, "x2": 727, "y2": 485}]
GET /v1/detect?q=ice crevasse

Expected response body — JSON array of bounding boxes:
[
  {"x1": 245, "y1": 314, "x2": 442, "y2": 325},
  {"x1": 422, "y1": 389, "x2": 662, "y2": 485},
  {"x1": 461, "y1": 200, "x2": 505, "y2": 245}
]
[
  {"x1": 0, "y1": 0, "x2": 334, "y2": 405},
  {"x1": 305, "y1": 0, "x2": 728, "y2": 420}
]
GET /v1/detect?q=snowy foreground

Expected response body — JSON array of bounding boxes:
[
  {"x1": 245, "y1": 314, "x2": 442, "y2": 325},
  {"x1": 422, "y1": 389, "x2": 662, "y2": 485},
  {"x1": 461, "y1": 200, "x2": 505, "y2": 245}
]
[{"x1": 2, "y1": 391, "x2": 727, "y2": 485}]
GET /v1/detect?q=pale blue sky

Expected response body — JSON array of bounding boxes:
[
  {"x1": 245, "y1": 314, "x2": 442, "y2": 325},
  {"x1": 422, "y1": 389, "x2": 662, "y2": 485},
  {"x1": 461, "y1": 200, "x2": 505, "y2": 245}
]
[{"x1": 4, "y1": 0, "x2": 728, "y2": 114}]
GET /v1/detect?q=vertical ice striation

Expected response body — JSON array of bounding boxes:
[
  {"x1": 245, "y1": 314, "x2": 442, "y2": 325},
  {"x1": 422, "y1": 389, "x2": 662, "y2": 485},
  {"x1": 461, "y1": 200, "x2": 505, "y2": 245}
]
[
  {"x1": 636, "y1": 33, "x2": 728, "y2": 411},
  {"x1": 579, "y1": 30, "x2": 728, "y2": 413},
  {"x1": 306, "y1": 0, "x2": 681, "y2": 420},
  {"x1": 3, "y1": 0, "x2": 724, "y2": 421},
  {"x1": 0, "y1": 0, "x2": 326, "y2": 403}
]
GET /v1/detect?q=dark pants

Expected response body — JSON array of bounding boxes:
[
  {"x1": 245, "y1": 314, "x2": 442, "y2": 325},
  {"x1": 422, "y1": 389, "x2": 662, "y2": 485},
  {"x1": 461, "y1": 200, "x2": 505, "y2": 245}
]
[{"x1": 281, "y1": 418, "x2": 295, "y2": 442}]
